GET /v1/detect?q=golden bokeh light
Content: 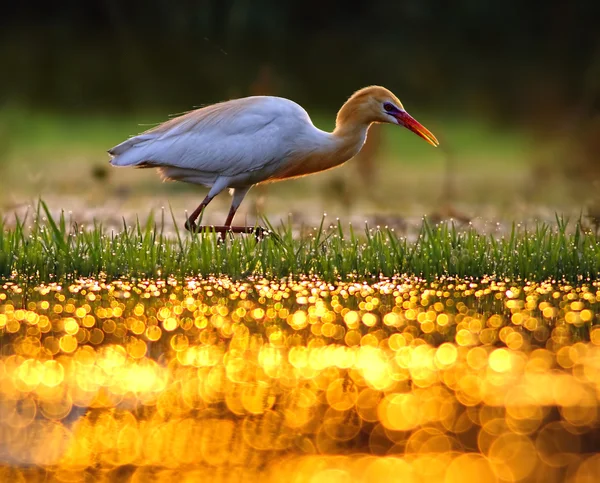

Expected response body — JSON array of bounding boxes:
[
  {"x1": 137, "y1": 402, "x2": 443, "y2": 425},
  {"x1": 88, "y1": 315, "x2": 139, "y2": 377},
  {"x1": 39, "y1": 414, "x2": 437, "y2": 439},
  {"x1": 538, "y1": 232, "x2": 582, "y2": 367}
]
[{"x1": 0, "y1": 277, "x2": 599, "y2": 481}]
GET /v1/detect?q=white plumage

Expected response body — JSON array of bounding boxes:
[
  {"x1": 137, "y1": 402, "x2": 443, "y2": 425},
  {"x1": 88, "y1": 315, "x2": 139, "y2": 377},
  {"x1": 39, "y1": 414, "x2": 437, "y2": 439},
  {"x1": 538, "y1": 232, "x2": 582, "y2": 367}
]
[
  {"x1": 111, "y1": 98, "x2": 311, "y2": 182},
  {"x1": 109, "y1": 86, "x2": 438, "y2": 235}
]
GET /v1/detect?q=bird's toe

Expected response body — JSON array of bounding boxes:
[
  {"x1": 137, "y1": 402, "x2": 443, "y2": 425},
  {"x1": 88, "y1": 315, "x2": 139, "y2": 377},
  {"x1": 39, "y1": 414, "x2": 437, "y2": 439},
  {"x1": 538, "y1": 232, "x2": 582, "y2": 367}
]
[
  {"x1": 253, "y1": 226, "x2": 269, "y2": 242},
  {"x1": 184, "y1": 220, "x2": 197, "y2": 233}
]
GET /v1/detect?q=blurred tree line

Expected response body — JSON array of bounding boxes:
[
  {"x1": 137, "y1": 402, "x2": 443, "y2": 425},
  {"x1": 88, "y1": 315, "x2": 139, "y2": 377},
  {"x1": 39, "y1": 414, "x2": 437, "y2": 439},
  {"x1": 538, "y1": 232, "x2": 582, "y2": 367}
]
[{"x1": 1, "y1": 0, "x2": 598, "y2": 120}]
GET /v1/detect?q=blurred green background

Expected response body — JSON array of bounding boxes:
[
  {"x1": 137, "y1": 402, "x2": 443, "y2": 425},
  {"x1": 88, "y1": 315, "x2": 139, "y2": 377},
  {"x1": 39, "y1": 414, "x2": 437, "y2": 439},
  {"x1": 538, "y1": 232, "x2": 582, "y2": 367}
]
[{"x1": 1, "y1": 0, "x2": 599, "y2": 228}]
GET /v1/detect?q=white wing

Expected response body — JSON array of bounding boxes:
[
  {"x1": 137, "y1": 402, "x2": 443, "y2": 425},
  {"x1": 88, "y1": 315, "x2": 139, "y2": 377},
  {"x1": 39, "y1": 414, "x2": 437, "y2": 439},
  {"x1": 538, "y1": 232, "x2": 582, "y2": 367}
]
[{"x1": 108, "y1": 96, "x2": 311, "y2": 180}]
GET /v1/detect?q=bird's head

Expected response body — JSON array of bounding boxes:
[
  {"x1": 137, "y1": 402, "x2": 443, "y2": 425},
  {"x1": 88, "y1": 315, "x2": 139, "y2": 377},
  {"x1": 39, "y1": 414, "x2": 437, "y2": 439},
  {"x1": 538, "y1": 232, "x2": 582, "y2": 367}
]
[{"x1": 337, "y1": 86, "x2": 439, "y2": 147}]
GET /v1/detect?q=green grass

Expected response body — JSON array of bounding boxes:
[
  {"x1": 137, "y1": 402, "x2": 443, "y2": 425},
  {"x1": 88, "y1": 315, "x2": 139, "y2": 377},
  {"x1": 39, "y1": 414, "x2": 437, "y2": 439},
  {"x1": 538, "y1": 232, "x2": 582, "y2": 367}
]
[{"x1": 1, "y1": 201, "x2": 599, "y2": 283}]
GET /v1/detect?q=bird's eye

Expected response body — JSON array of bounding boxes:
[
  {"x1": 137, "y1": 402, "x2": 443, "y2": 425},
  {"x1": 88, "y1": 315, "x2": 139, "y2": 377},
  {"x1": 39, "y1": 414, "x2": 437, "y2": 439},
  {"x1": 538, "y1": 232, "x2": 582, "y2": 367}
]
[{"x1": 383, "y1": 102, "x2": 395, "y2": 112}]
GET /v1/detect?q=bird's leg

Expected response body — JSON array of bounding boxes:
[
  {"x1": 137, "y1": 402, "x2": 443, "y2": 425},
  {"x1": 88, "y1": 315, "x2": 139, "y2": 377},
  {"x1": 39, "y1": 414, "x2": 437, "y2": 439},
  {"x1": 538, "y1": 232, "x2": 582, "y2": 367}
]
[
  {"x1": 184, "y1": 194, "x2": 213, "y2": 233},
  {"x1": 217, "y1": 203, "x2": 241, "y2": 242},
  {"x1": 217, "y1": 199, "x2": 267, "y2": 240},
  {"x1": 186, "y1": 187, "x2": 266, "y2": 239},
  {"x1": 227, "y1": 188, "x2": 267, "y2": 240},
  {"x1": 223, "y1": 203, "x2": 237, "y2": 228},
  {"x1": 218, "y1": 186, "x2": 264, "y2": 240}
]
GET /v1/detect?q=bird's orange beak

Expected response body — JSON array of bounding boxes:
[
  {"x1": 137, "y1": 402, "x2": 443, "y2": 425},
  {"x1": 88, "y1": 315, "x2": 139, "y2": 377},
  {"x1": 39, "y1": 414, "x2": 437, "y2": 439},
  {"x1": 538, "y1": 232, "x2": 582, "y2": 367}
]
[{"x1": 395, "y1": 110, "x2": 439, "y2": 147}]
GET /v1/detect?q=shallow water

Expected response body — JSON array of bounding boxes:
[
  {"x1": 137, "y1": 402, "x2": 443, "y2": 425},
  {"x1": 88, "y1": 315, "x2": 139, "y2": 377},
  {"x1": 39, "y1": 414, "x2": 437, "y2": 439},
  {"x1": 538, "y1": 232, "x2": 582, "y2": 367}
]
[{"x1": 1, "y1": 277, "x2": 600, "y2": 482}]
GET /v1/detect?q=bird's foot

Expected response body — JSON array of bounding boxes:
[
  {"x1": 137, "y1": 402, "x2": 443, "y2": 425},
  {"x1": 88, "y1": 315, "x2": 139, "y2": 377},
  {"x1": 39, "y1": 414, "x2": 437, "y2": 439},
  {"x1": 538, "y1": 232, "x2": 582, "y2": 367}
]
[
  {"x1": 250, "y1": 226, "x2": 268, "y2": 241},
  {"x1": 184, "y1": 219, "x2": 198, "y2": 233},
  {"x1": 184, "y1": 224, "x2": 270, "y2": 242}
]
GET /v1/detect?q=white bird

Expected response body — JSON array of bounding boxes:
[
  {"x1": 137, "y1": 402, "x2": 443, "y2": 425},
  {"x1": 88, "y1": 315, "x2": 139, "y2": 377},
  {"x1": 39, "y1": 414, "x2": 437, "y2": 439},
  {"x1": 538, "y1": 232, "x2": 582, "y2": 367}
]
[{"x1": 108, "y1": 85, "x2": 439, "y2": 236}]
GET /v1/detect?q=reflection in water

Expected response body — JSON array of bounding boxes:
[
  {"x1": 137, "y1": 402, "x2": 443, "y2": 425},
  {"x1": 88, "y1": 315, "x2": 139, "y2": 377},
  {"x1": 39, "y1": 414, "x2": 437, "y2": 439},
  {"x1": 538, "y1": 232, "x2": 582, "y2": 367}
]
[{"x1": 0, "y1": 277, "x2": 599, "y2": 481}]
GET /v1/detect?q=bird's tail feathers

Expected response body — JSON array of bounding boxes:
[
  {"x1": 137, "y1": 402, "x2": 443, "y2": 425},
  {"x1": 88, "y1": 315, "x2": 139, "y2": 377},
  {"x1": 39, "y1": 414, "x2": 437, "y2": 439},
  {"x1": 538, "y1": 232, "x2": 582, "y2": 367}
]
[{"x1": 108, "y1": 134, "x2": 156, "y2": 166}]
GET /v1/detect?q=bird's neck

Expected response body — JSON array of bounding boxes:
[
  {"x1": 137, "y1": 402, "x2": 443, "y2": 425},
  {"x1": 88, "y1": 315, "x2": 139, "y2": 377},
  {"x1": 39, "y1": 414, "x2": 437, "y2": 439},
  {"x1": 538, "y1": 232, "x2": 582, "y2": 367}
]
[
  {"x1": 269, "y1": 116, "x2": 369, "y2": 181},
  {"x1": 331, "y1": 97, "x2": 373, "y2": 157},
  {"x1": 331, "y1": 120, "x2": 370, "y2": 162}
]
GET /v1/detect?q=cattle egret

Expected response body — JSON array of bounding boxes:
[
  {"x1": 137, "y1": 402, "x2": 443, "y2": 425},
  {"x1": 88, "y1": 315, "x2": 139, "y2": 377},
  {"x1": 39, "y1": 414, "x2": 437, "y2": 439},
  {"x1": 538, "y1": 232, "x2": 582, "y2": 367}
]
[{"x1": 108, "y1": 85, "x2": 439, "y2": 236}]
